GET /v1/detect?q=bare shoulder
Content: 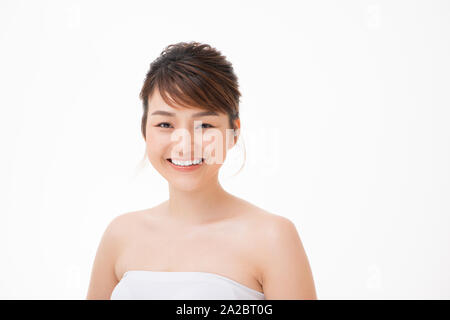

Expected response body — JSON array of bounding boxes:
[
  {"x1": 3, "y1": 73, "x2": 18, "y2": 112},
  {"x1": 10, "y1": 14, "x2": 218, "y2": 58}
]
[
  {"x1": 233, "y1": 200, "x2": 296, "y2": 255},
  {"x1": 256, "y1": 211, "x2": 298, "y2": 240},
  {"x1": 237, "y1": 200, "x2": 317, "y2": 299},
  {"x1": 101, "y1": 210, "x2": 138, "y2": 242},
  {"x1": 248, "y1": 208, "x2": 302, "y2": 258},
  {"x1": 86, "y1": 207, "x2": 157, "y2": 299},
  {"x1": 235, "y1": 198, "x2": 296, "y2": 232},
  {"x1": 99, "y1": 205, "x2": 163, "y2": 263},
  {"x1": 98, "y1": 210, "x2": 148, "y2": 262},
  {"x1": 109, "y1": 209, "x2": 144, "y2": 227},
  {"x1": 258, "y1": 214, "x2": 317, "y2": 299},
  {"x1": 106, "y1": 204, "x2": 163, "y2": 234}
]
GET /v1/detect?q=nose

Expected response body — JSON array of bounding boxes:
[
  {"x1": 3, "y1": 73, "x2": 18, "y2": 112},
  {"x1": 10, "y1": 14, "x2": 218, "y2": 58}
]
[{"x1": 169, "y1": 124, "x2": 204, "y2": 160}]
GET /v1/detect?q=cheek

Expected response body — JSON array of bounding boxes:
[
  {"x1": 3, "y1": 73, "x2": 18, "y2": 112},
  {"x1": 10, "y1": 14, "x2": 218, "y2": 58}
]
[
  {"x1": 202, "y1": 131, "x2": 230, "y2": 165},
  {"x1": 146, "y1": 132, "x2": 169, "y2": 158}
]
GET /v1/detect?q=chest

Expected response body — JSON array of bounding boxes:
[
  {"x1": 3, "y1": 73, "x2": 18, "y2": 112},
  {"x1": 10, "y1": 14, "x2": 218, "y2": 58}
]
[{"x1": 114, "y1": 221, "x2": 263, "y2": 293}]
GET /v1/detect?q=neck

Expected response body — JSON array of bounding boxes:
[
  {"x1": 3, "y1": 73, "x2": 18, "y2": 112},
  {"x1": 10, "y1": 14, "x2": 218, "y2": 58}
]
[{"x1": 165, "y1": 177, "x2": 232, "y2": 225}]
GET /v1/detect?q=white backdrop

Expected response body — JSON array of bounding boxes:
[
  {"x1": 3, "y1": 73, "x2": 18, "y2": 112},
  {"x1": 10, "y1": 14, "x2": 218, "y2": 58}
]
[{"x1": 0, "y1": 0, "x2": 449, "y2": 299}]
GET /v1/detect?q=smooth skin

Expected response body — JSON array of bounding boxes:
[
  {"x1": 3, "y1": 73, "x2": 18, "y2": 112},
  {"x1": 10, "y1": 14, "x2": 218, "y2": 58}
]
[{"x1": 86, "y1": 89, "x2": 317, "y2": 300}]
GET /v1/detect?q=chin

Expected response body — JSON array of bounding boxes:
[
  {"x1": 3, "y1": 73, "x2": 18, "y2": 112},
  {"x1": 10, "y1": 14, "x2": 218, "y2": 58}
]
[{"x1": 167, "y1": 179, "x2": 204, "y2": 192}]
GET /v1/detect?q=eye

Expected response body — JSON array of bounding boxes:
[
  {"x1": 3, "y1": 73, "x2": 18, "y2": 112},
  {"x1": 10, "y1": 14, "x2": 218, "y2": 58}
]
[
  {"x1": 156, "y1": 122, "x2": 172, "y2": 129},
  {"x1": 196, "y1": 123, "x2": 214, "y2": 129},
  {"x1": 155, "y1": 122, "x2": 214, "y2": 129}
]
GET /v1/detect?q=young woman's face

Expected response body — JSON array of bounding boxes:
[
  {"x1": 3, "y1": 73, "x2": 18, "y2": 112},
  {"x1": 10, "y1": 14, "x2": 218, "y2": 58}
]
[{"x1": 145, "y1": 89, "x2": 239, "y2": 191}]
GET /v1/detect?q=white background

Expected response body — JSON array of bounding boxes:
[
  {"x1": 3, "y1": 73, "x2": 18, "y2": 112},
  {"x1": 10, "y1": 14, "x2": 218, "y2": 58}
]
[{"x1": 0, "y1": 0, "x2": 449, "y2": 299}]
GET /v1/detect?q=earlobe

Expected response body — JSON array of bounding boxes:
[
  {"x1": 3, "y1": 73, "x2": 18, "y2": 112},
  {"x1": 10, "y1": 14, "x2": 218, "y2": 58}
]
[
  {"x1": 234, "y1": 128, "x2": 240, "y2": 139},
  {"x1": 234, "y1": 119, "x2": 241, "y2": 138},
  {"x1": 232, "y1": 129, "x2": 240, "y2": 146}
]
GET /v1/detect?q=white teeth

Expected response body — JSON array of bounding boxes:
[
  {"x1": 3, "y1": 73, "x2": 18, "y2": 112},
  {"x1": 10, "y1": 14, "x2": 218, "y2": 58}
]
[{"x1": 171, "y1": 158, "x2": 202, "y2": 166}]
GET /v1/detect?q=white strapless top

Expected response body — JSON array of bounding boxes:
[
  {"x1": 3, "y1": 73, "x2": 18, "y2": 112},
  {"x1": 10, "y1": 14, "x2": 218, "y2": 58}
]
[{"x1": 110, "y1": 270, "x2": 265, "y2": 300}]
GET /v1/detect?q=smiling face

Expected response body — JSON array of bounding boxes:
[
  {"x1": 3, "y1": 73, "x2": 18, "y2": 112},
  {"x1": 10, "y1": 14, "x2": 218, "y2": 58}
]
[{"x1": 145, "y1": 88, "x2": 240, "y2": 191}]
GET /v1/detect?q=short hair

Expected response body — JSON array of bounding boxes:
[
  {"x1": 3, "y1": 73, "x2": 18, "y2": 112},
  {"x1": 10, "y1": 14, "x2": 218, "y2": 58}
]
[{"x1": 139, "y1": 41, "x2": 241, "y2": 140}]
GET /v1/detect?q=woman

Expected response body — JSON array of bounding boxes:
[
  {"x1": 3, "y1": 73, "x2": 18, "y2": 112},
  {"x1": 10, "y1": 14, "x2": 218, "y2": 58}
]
[{"x1": 86, "y1": 41, "x2": 317, "y2": 300}]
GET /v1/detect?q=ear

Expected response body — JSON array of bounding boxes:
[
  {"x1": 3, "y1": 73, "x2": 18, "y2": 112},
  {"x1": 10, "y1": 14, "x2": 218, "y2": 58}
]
[{"x1": 233, "y1": 118, "x2": 241, "y2": 143}]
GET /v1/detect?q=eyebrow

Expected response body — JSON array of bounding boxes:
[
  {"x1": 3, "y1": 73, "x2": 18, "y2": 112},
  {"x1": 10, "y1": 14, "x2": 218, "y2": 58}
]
[{"x1": 150, "y1": 110, "x2": 219, "y2": 117}]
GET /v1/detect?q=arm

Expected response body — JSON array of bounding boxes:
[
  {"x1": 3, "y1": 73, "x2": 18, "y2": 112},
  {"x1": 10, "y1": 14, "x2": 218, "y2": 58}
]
[
  {"x1": 86, "y1": 216, "x2": 122, "y2": 300},
  {"x1": 260, "y1": 217, "x2": 317, "y2": 300}
]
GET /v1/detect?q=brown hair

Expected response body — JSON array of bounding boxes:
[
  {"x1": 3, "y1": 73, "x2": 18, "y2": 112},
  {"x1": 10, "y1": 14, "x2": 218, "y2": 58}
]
[
  {"x1": 135, "y1": 41, "x2": 246, "y2": 176},
  {"x1": 139, "y1": 41, "x2": 241, "y2": 140}
]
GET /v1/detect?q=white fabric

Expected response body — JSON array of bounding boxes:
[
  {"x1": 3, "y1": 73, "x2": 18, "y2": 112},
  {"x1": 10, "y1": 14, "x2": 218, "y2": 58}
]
[{"x1": 110, "y1": 270, "x2": 265, "y2": 300}]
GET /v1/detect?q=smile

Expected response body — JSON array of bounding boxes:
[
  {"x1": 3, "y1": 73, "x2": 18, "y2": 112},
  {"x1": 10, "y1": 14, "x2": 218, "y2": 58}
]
[{"x1": 166, "y1": 158, "x2": 204, "y2": 171}]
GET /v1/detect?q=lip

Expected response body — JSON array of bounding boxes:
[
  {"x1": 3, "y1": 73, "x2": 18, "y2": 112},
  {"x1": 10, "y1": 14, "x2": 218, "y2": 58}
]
[{"x1": 166, "y1": 158, "x2": 204, "y2": 172}]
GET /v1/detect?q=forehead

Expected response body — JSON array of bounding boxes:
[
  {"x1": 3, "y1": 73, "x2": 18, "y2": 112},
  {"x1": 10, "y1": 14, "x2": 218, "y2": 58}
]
[
  {"x1": 148, "y1": 88, "x2": 196, "y2": 112},
  {"x1": 148, "y1": 88, "x2": 174, "y2": 109},
  {"x1": 147, "y1": 88, "x2": 223, "y2": 117}
]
